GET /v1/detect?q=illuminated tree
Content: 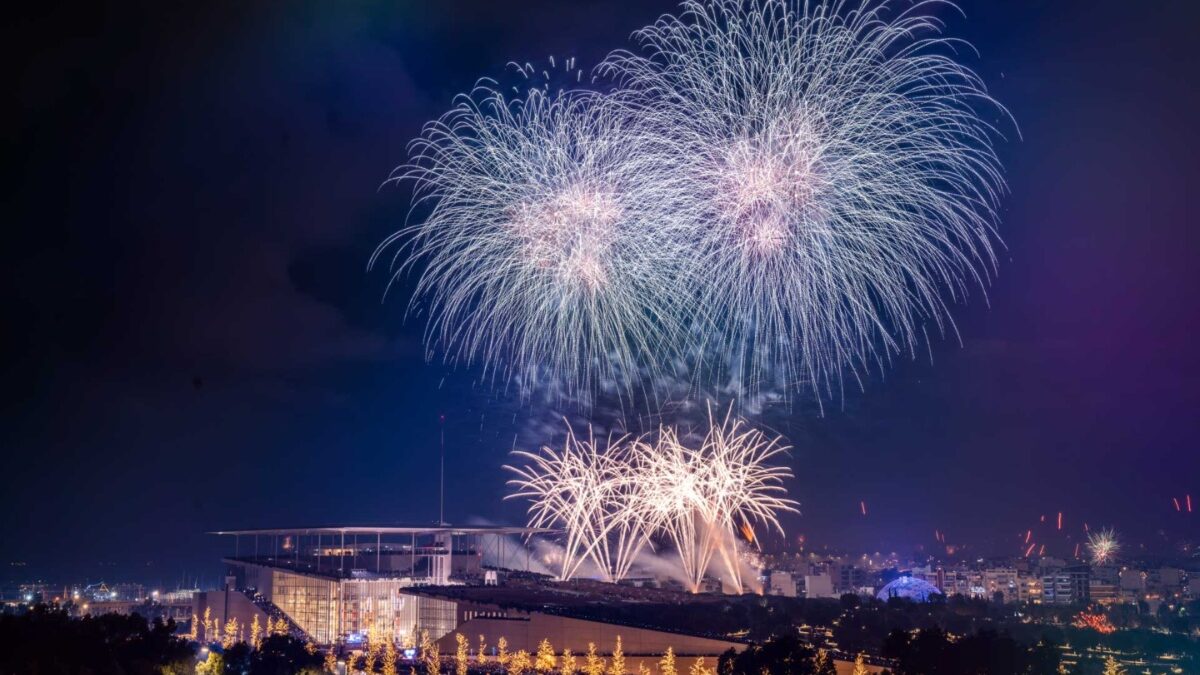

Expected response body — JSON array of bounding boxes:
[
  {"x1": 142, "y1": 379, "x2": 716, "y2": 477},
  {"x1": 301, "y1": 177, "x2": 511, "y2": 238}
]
[
  {"x1": 384, "y1": 640, "x2": 399, "y2": 675},
  {"x1": 1103, "y1": 656, "x2": 1125, "y2": 675},
  {"x1": 366, "y1": 639, "x2": 381, "y2": 673},
  {"x1": 456, "y1": 633, "x2": 471, "y2": 675},
  {"x1": 324, "y1": 650, "x2": 339, "y2": 674},
  {"x1": 222, "y1": 617, "x2": 239, "y2": 649},
  {"x1": 607, "y1": 637, "x2": 625, "y2": 675},
  {"x1": 497, "y1": 637, "x2": 510, "y2": 668},
  {"x1": 659, "y1": 648, "x2": 677, "y2": 675},
  {"x1": 584, "y1": 643, "x2": 605, "y2": 675},
  {"x1": 424, "y1": 642, "x2": 442, "y2": 674},
  {"x1": 188, "y1": 614, "x2": 198, "y2": 641},
  {"x1": 250, "y1": 615, "x2": 262, "y2": 650},
  {"x1": 561, "y1": 648, "x2": 577, "y2": 675},
  {"x1": 813, "y1": 650, "x2": 835, "y2": 675},
  {"x1": 510, "y1": 649, "x2": 533, "y2": 675},
  {"x1": 478, "y1": 636, "x2": 489, "y2": 665},
  {"x1": 535, "y1": 639, "x2": 557, "y2": 674},
  {"x1": 201, "y1": 607, "x2": 213, "y2": 643},
  {"x1": 688, "y1": 657, "x2": 710, "y2": 675},
  {"x1": 196, "y1": 650, "x2": 224, "y2": 675},
  {"x1": 851, "y1": 653, "x2": 868, "y2": 675},
  {"x1": 637, "y1": 664, "x2": 651, "y2": 675}
]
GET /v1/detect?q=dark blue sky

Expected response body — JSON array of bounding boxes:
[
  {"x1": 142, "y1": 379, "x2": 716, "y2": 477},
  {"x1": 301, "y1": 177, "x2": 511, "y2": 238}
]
[{"x1": 4, "y1": 1, "x2": 1198, "y2": 585}]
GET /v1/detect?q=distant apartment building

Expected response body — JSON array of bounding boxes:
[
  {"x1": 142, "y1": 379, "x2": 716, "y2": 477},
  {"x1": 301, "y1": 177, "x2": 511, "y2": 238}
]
[
  {"x1": 982, "y1": 568, "x2": 1020, "y2": 603},
  {"x1": 1041, "y1": 564, "x2": 1089, "y2": 605},
  {"x1": 1089, "y1": 566, "x2": 1119, "y2": 603},
  {"x1": 1119, "y1": 567, "x2": 1147, "y2": 602},
  {"x1": 828, "y1": 562, "x2": 873, "y2": 594},
  {"x1": 804, "y1": 573, "x2": 835, "y2": 598},
  {"x1": 768, "y1": 570, "x2": 797, "y2": 598}
]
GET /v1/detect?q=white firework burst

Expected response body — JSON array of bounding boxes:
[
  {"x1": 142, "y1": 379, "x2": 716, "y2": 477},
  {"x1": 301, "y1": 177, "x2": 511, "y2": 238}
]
[
  {"x1": 373, "y1": 62, "x2": 697, "y2": 399},
  {"x1": 639, "y1": 406, "x2": 798, "y2": 592},
  {"x1": 505, "y1": 425, "x2": 655, "y2": 582},
  {"x1": 602, "y1": 0, "x2": 1011, "y2": 402},
  {"x1": 506, "y1": 406, "x2": 798, "y2": 592},
  {"x1": 1087, "y1": 528, "x2": 1120, "y2": 565}
]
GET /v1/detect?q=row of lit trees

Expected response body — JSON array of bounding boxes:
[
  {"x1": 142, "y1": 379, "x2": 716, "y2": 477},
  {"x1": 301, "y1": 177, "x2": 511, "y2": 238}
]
[
  {"x1": 191, "y1": 624, "x2": 875, "y2": 675},
  {"x1": 187, "y1": 607, "x2": 293, "y2": 649},
  {"x1": 343, "y1": 634, "x2": 854, "y2": 675}
]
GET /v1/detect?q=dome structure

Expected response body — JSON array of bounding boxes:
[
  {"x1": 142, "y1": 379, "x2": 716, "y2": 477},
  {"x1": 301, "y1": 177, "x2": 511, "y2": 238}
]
[{"x1": 876, "y1": 576, "x2": 942, "y2": 602}]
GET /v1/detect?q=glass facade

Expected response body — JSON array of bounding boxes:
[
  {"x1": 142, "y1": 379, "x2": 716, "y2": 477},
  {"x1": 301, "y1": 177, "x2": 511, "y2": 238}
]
[
  {"x1": 271, "y1": 569, "x2": 339, "y2": 644},
  {"x1": 267, "y1": 567, "x2": 458, "y2": 646}
]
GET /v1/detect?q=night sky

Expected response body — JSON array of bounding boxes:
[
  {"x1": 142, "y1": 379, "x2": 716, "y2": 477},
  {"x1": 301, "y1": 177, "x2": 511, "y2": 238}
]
[{"x1": 4, "y1": 1, "x2": 1199, "y2": 585}]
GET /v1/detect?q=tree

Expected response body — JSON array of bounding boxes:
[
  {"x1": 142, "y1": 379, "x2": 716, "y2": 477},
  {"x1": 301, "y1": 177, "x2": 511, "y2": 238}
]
[
  {"x1": 689, "y1": 656, "x2": 711, "y2": 675},
  {"x1": 498, "y1": 636, "x2": 511, "y2": 669},
  {"x1": 324, "y1": 649, "x2": 339, "y2": 674},
  {"x1": 561, "y1": 648, "x2": 577, "y2": 675},
  {"x1": 660, "y1": 648, "x2": 678, "y2": 675},
  {"x1": 188, "y1": 613, "x2": 198, "y2": 641},
  {"x1": 510, "y1": 649, "x2": 533, "y2": 674},
  {"x1": 222, "y1": 617, "x2": 240, "y2": 649},
  {"x1": 718, "y1": 634, "x2": 817, "y2": 675},
  {"x1": 0, "y1": 608, "x2": 192, "y2": 674},
  {"x1": 608, "y1": 637, "x2": 625, "y2": 675},
  {"x1": 535, "y1": 638, "x2": 557, "y2": 674},
  {"x1": 250, "y1": 614, "x2": 263, "y2": 649},
  {"x1": 196, "y1": 650, "x2": 224, "y2": 675},
  {"x1": 813, "y1": 650, "x2": 835, "y2": 675},
  {"x1": 252, "y1": 634, "x2": 327, "y2": 674},
  {"x1": 457, "y1": 633, "x2": 471, "y2": 675},
  {"x1": 201, "y1": 607, "x2": 213, "y2": 643},
  {"x1": 424, "y1": 641, "x2": 442, "y2": 674},
  {"x1": 385, "y1": 640, "x2": 399, "y2": 675},
  {"x1": 851, "y1": 653, "x2": 868, "y2": 675},
  {"x1": 585, "y1": 643, "x2": 605, "y2": 675},
  {"x1": 366, "y1": 637, "x2": 381, "y2": 673},
  {"x1": 638, "y1": 664, "x2": 652, "y2": 675},
  {"x1": 1103, "y1": 655, "x2": 1125, "y2": 675},
  {"x1": 478, "y1": 635, "x2": 489, "y2": 665}
]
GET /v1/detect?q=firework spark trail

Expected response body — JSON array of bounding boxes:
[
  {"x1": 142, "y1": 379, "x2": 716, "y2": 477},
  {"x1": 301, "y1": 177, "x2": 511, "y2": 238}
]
[
  {"x1": 506, "y1": 406, "x2": 798, "y2": 591},
  {"x1": 1087, "y1": 528, "x2": 1120, "y2": 565},
  {"x1": 377, "y1": 2, "x2": 1009, "y2": 405},
  {"x1": 601, "y1": 0, "x2": 1010, "y2": 403},
  {"x1": 668, "y1": 405, "x2": 798, "y2": 592},
  {"x1": 373, "y1": 63, "x2": 698, "y2": 400}
]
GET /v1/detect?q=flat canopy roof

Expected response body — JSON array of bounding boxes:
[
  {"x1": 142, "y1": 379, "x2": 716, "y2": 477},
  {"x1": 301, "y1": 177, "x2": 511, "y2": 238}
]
[{"x1": 210, "y1": 524, "x2": 552, "y2": 537}]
